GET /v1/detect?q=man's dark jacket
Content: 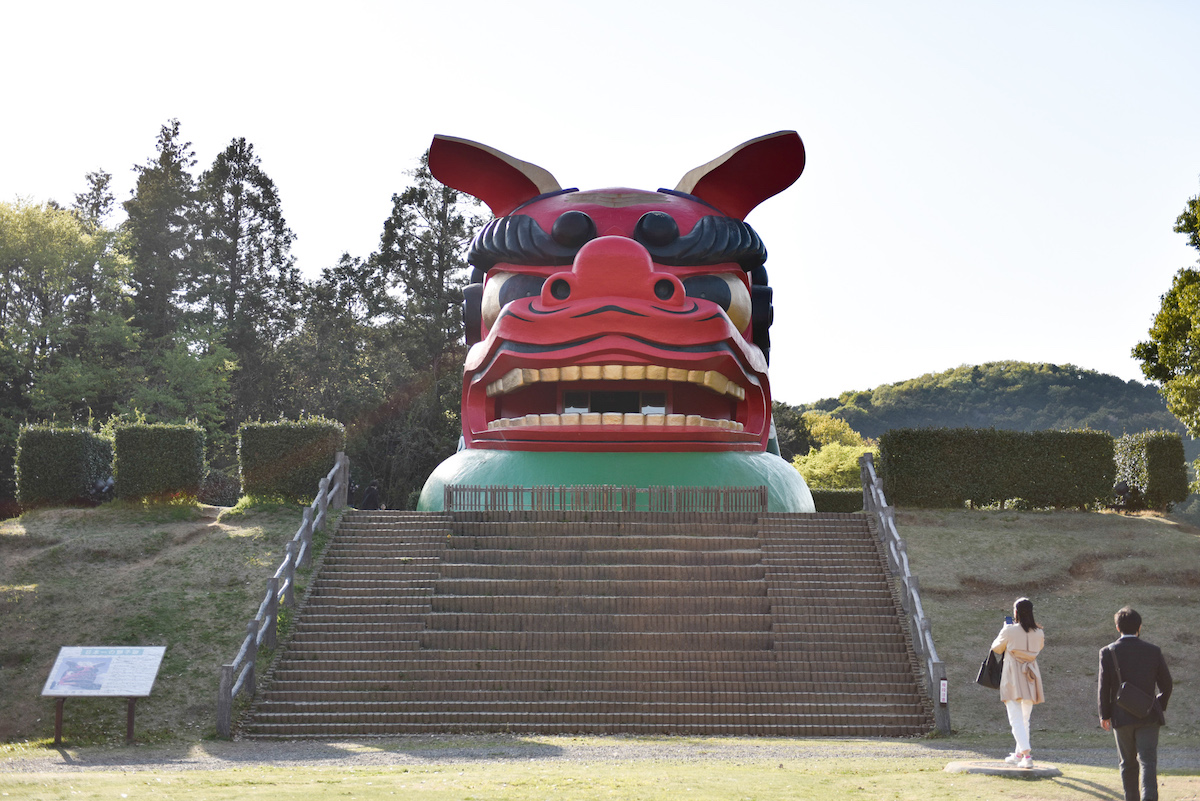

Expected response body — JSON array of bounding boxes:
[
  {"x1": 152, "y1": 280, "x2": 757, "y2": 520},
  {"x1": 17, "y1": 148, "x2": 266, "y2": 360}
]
[{"x1": 1098, "y1": 636, "x2": 1173, "y2": 728}]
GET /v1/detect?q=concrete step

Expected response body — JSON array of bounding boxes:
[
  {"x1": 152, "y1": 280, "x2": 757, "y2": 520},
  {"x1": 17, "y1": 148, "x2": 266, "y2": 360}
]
[
  {"x1": 419, "y1": 612, "x2": 772, "y2": 633},
  {"x1": 244, "y1": 712, "x2": 930, "y2": 737},
  {"x1": 251, "y1": 698, "x2": 930, "y2": 717},
  {"x1": 261, "y1": 681, "x2": 921, "y2": 700},
  {"x1": 446, "y1": 550, "x2": 765, "y2": 567},
  {"x1": 268, "y1": 664, "x2": 921, "y2": 685},
  {"x1": 413, "y1": 630, "x2": 777, "y2": 650},
  {"x1": 243, "y1": 511, "x2": 934, "y2": 738},
  {"x1": 432, "y1": 579, "x2": 768, "y2": 597},
  {"x1": 433, "y1": 564, "x2": 767, "y2": 581},
  {"x1": 448, "y1": 535, "x2": 762, "y2": 552}
]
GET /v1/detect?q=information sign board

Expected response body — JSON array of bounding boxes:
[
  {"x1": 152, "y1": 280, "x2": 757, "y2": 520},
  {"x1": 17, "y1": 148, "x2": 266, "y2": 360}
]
[{"x1": 41, "y1": 646, "x2": 166, "y2": 698}]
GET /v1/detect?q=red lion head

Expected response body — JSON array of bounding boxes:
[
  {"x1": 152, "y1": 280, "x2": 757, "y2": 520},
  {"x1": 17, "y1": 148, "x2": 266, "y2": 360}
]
[{"x1": 429, "y1": 132, "x2": 805, "y2": 453}]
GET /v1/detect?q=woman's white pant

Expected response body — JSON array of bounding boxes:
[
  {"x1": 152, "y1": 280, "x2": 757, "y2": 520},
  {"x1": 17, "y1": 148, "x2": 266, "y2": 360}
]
[{"x1": 1005, "y1": 699, "x2": 1034, "y2": 753}]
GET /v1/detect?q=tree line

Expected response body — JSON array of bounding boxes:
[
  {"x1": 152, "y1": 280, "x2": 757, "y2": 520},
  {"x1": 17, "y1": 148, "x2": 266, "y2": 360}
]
[
  {"x1": 786, "y1": 361, "x2": 1186, "y2": 444},
  {"x1": 1, "y1": 119, "x2": 482, "y2": 514}
]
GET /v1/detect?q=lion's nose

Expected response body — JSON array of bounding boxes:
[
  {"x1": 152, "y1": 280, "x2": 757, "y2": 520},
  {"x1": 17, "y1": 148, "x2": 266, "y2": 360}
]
[{"x1": 540, "y1": 236, "x2": 685, "y2": 307}]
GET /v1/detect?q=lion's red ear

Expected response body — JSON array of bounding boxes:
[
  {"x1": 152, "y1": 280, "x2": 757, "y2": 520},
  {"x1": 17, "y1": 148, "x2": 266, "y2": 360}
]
[
  {"x1": 428, "y1": 135, "x2": 562, "y2": 217},
  {"x1": 674, "y1": 131, "x2": 805, "y2": 220}
]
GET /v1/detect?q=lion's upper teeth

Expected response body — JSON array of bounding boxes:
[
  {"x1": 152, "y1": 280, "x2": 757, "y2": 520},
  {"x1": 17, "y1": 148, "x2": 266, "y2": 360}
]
[{"x1": 484, "y1": 364, "x2": 745, "y2": 400}]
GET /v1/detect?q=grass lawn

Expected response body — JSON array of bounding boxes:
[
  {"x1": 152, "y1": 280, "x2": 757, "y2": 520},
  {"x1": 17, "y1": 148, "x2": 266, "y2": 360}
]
[
  {"x1": 1, "y1": 735, "x2": 1198, "y2": 800},
  {"x1": 1, "y1": 506, "x2": 1198, "y2": 800}
]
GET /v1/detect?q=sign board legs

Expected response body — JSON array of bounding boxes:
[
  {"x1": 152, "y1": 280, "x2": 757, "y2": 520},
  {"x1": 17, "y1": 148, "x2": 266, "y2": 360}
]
[
  {"x1": 126, "y1": 698, "x2": 136, "y2": 744},
  {"x1": 51, "y1": 697, "x2": 138, "y2": 745},
  {"x1": 54, "y1": 698, "x2": 64, "y2": 746}
]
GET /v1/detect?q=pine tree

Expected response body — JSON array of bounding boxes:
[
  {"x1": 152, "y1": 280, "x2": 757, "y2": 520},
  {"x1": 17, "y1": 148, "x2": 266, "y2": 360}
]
[
  {"x1": 123, "y1": 119, "x2": 198, "y2": 342},
  {"x1": 196, "y1": 137, "x2": 300, "y2": 423}
]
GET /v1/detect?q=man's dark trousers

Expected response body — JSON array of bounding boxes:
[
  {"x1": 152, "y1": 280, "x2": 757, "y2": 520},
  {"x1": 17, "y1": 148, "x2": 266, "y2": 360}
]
[{"x1": 1114, "y1": 722, "x2": 1159, "y2": 801}]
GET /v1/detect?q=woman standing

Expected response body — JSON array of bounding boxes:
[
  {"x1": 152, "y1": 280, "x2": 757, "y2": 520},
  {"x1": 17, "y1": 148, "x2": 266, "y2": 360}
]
[{"x1": 991, "y1": 597, "x2": 1044, "y2": 768}]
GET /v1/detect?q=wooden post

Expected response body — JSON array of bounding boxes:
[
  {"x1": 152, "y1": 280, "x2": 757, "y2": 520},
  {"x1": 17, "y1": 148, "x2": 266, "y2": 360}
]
[
  {"x1": 299, "y1": 508, "x2": 313, "y2": 569},
  {"x1": 244, "y1": 619, "x2": 259, "y2": 698},
  {"x1": 283, "y1": 542, "x2": 297, "y2": 607},
  {"x1": 54, "y1": 698, "x2": 65, "y2": 746},
  {"x1": 264, "y1": 577, "x2": 279, "y2": 650},
  {"x1": 931, "y1": 660, "x2": 951, "y2": 733},
  {"x1": 126, "y1": 698, "x2": 136, "y2": 745},
  {"x1": 317, "y1": 477, "x2": 330, "y2": 531},
  {"x1": 217, "y1": 664, "x2": 233, "y2": 739},
  {"x1": 333, "y1": 452, "x2": 348, "y2": 509}
]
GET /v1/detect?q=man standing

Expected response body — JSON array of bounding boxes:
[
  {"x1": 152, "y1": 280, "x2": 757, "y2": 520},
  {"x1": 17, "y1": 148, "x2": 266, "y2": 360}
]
[{"x1": 1098, "y1": 607, "x2": 1173, "y2": 801}]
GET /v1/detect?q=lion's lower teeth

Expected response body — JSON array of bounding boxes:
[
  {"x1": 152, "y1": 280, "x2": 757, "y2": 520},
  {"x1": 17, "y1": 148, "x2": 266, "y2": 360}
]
[{"x1": 487, "y1": 414, "x2": 743, "y2": 431}]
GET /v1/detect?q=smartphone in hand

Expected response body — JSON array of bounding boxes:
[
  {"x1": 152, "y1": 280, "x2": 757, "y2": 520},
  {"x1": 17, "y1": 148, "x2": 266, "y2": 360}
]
[{"x1": 1005, "y1": 615, "x2": 1014, "y2": 625}]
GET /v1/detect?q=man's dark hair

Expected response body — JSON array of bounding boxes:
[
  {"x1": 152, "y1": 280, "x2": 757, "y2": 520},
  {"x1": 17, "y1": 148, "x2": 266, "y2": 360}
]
[{"x1": 1115, "y1": 606, "x2": 1142, "y2": 635}]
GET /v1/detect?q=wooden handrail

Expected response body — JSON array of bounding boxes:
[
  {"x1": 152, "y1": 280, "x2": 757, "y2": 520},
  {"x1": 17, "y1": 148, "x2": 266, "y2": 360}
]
[
  {"x1": 216, "y1": 451, "x2": 349, "y2": 739},
  {"x1": 859, "y1": 452, "x2": 950, "y2": 734}
]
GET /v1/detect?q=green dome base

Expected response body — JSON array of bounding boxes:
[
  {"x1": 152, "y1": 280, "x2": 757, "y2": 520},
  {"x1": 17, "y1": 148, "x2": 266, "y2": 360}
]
[{"x1": 418, "y1": 449, "x2": 814, "y2": 512}]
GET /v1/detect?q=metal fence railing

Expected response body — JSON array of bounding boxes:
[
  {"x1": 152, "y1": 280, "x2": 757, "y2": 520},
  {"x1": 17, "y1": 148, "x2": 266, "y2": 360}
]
[
  {"x1": 443, "y1": 484, "x2": 768, "y2": 513},
  {"x1": 859, "y1": 451, "x2": 950, "y2": 733},
  {"x1": 216, "y1": 452, "x2": 349, "y2": 739}
]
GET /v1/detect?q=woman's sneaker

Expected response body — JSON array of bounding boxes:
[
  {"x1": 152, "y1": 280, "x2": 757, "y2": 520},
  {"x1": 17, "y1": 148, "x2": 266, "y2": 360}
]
[
  {"x1": 1004, "y1": 753, "x2": 1021, "y2": 765},
  {"x1": 1018, "y1": 754, "x2": 1033, "y2": 769}
]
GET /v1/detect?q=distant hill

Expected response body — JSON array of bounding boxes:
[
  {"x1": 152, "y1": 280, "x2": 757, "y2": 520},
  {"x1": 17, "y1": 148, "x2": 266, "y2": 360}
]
[{"x1": 792, "y1": 361, "x2": 1187, "y2": 444}]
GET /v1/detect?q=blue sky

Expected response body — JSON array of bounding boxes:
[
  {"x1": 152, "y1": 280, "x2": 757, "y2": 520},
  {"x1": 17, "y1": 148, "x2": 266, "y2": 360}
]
[{"x1": 5, "y1": 1, "x2": 1199, "y2": 404}]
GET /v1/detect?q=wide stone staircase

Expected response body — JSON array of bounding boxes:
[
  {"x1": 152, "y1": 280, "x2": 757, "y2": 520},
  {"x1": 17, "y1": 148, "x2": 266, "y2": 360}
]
[{"x1": 243, "y1": 510, "x2": 934, "y2": 737}]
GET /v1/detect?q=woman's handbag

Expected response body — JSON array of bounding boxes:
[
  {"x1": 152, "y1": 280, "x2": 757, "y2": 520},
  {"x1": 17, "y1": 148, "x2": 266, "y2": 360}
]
[
  {"x1": 1109, "y1": 648, "x2": 1155, "y2": 718},
  {"x1": 976, "y1": 650, "x2": 1004, "y2": 689}
]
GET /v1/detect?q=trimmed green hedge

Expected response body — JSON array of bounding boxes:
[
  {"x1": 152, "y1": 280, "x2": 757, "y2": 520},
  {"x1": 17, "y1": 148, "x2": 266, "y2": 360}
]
[
  {"x1": 239, "y1": 418, "x2": 345, "y2": 501},
  {"x1": 114, "y1": 423, "x2": 205, "y2": 500},
  {"x1": 1114, "y1": 431, "x2": 1189, "y2": 512},
  {"x1": 810, "y1": 488, "x2": 863, "y2": 513},
  {"x1": 879, "y1": 428, "x2": 1115, "y2": 509},
  {"x1": 15, "y1": 425, "x2": 112, "y2": 506}
]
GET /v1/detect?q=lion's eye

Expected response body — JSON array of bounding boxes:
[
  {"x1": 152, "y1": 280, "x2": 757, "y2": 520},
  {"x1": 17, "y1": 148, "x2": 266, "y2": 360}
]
[
  {"x1": 481, "y1": 271, "x2": 546, "y2": 328},
  {"x1": 551, "y1": 211, "x2": 596, "y2": 248},
  {"x1": 635, "y1": 211, "x2": 680, "y2": 247},
  {"x1": 683, "y1": 273, "x2": 751, "y2": 332}
]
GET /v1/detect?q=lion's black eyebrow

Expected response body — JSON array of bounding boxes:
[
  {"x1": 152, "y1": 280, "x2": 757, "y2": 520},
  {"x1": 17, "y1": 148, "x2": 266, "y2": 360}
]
[{"x1": 467, "y1": 214, "x2": 767, "y2": 274}]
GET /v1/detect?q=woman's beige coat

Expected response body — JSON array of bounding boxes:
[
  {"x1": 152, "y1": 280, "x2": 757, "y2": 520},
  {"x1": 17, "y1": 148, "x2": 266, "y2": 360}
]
[{"x1": 991, "y1": 623, "x2": 1044, "y2": 704}]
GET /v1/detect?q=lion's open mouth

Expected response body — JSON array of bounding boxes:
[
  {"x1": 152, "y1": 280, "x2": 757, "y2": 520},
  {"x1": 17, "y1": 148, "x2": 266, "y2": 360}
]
[
  {"x1": 463, "y1": 341, "x2": 768, "y2": 452},
  {"x1": 485, "y1": 361, "x2": 747, "y2": 432}
]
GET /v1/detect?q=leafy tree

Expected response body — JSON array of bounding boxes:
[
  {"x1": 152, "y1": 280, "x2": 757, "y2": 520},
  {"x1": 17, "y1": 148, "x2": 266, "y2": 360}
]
[
  {"x1": 793, "y1": 361, "x2": 1184, "y2": 444},
  {"x1": 72, "y1": 169, "x2": 115, "y2": 230},
  {"x1": 345, "y1": 155, "x2": 483, "y2": 508},
  {"x1": 793, "y1": 442, "x2": 877, "y2": 489},
  {"x1": 802, "y1": 410, "x2": 869, "y2": 447},
  {"x1": 280, "y1": 255, "x2": 402, "y2": 423},
  {"x1": 195, "y1": 137, "x2": 301, "y2": 424},
  {"x1": 1134, "y1": 182, "x2": 1200, "y2": 437},
  {"x1": 0, "y1": 200, "x2": 95, "y2": 368},
  {"x1": 771, "y1": 401, "x2": 815, "y2": 461},
  {"x1": 1174, "y1": 183, "x2": 1200, "y2": 251},
  {"x1": 372, "y1": 156, "x2": 482, "y2": 377},
  {"x1": 123, "y1": 119, "x2": 198, "y2": 342},
  {"x1": 119, "y1": 337, "x2": 236, "y2": 453},
  {"x1": 0, "y1": 198, "x2": 134, "y2": 504}
]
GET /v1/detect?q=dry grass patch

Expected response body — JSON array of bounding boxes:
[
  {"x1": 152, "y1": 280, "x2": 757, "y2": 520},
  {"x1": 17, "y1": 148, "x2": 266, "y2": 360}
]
[
  {"x1": 897, "y1": 508, "x2": 1200, "y2": 739},
  {"x1": 0, "y1": 501, "x2": 321, "y2": 745}
]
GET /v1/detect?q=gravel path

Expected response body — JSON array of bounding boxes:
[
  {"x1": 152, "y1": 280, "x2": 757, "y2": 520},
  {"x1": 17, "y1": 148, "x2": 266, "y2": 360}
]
[{"x1": 4, "y1": 735, "x2": 1199, "y2": 773}]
